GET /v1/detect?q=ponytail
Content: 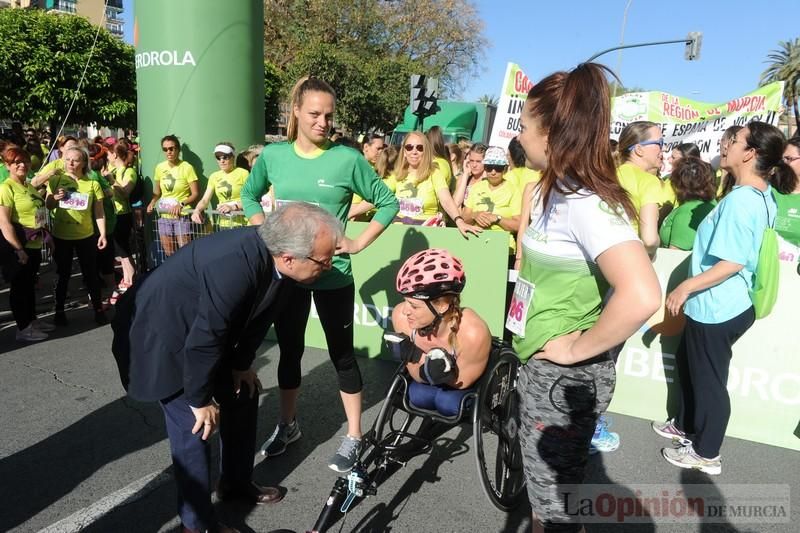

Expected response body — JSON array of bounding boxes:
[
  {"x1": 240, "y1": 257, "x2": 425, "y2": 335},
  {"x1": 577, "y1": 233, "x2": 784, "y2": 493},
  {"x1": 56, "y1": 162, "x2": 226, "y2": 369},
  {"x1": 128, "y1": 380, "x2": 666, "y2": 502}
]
[
  {"x1": 527, "y1": 62, "x2": 636, "y2": 221},
  {"x1": 768, "y1": 161, "x2": 796, "y2": 194},
  {"x1": 286, "y1": 76, "x2": 337, "y2": 142}
]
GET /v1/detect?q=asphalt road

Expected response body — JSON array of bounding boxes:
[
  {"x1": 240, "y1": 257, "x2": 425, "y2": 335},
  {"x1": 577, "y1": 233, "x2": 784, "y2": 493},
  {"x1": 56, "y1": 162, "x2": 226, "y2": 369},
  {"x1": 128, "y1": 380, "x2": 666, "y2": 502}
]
[{"x1": 1, "y1": 277, "x2": 798, "y2": 533}]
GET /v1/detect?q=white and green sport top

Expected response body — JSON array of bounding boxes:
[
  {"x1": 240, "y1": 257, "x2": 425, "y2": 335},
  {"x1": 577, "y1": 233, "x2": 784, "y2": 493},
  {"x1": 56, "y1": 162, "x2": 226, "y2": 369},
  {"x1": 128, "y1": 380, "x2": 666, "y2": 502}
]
[{"x1": 510, "y1": 185, "x2": 638, "y2": 363}]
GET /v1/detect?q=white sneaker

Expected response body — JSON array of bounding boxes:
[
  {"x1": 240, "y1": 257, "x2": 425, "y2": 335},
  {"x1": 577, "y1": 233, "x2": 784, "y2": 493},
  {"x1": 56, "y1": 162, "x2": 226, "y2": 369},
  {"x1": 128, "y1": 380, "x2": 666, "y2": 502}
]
[
  {"x1": 16, "y1": 325, "x2": 48, "y2": 342},
  {"x1": 31, "y1": 319, "x2": 56, "y2": 333}
]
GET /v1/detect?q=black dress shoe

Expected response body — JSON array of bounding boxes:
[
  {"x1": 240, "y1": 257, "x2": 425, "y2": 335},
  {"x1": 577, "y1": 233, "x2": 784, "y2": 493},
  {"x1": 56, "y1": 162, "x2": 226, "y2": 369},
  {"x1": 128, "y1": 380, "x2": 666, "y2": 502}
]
[{"x1": 54, "y1": 311, "x2": 68, "y2": 326}]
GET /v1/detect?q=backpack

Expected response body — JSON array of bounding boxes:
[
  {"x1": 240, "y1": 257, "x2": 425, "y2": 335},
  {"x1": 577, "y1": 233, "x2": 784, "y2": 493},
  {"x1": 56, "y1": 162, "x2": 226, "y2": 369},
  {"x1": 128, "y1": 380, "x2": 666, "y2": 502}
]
[{"x1": 750, "y1": 192, "x2": 779, "y2": 319}]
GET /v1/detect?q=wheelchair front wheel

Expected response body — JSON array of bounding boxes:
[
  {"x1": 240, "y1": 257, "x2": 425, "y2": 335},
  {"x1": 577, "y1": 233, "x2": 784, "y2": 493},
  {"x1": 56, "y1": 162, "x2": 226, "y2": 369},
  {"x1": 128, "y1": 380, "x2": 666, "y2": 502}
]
[{"x1": 473, "y1": 351, "x2": 526, "y2": 512}]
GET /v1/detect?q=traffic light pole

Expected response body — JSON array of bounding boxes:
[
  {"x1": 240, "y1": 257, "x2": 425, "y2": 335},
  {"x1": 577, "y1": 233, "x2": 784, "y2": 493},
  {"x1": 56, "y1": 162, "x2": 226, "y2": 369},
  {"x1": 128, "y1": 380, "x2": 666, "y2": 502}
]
[{"x1": 587, "y1": 37, "x2": 695, "y2": 62}]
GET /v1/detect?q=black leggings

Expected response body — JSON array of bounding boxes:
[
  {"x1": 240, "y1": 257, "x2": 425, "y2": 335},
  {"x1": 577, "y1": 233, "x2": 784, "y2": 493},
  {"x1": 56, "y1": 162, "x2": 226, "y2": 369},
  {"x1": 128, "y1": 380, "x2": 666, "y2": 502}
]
[
  {"x1": 275, "y1": 283, "x2": 362, "y2": 394},
  {"x1": 54, "y1": 236, "x2": 102, "y2": 312},
  {"x1": 114, "y1": 213, "x2": 133, "y2": 257},
  {"x1": 8, "y1": 248, "x2": 42, "y2": 330}
]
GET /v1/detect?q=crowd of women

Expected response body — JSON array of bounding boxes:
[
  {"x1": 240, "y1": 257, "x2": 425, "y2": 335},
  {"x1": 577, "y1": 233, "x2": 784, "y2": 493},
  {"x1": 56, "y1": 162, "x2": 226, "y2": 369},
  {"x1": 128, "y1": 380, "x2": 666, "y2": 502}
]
[{"x1": 3, "y1": 63, "x2": 800, "y2": 532}]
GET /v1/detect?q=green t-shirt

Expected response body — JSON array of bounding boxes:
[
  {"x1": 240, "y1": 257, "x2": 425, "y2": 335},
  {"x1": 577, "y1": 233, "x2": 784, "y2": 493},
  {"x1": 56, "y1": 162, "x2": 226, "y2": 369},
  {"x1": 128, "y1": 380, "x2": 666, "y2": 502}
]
[
  {"x1": 0, "y1": 179, "x2": 47, "y2": 249},
  {"x1": 616, "y1": 162, "x2": 663, "y2": 233},
  {"x1": 208, "y1": 167, "x2": 249, "y2": 228},
  {"x1": 241, "y1": 141, "x2": 399, "y2": 290},
  {"x1": 774, "y1": 191, "x2": 800, "y2": 247},
  {"x1": 89, "y1": 170, "x2": 117, "y2": 234},
  {"x1": 658, "y1": 199, "x2": 716, "y2": 251},
  {"x1": 47, "y1": 173, "x2": 104, "y2": 240},
  {"x1": 154, "y1": 160, "x2": 198, "y2": 217},
  {"x1": 464, "y1": 178, "x2": 521, "y2": 254},
  {"x1": 512, "y1": 186, "x2": 638, "y2": 362},
  {"x1": 111, "y1": 166, "x2": 138, "y2": 215}
]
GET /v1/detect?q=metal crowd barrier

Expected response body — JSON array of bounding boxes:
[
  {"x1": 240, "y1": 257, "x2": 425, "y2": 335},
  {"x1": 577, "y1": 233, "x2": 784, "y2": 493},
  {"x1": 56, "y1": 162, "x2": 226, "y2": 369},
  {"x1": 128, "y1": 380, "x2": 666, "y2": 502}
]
[{"x1": 149, "y1": 207, "x2": 247, "y2": 265}]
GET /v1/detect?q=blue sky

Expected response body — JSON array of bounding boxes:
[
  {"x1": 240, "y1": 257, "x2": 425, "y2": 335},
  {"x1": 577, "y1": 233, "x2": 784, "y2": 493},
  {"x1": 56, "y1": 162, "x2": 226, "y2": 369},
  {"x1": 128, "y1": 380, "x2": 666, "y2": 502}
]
[
  {"x1": 464, "y1": 0, "x2": 798, "y2": 104},
  {"x1": 122, "y1": 0, "x2": 797, "y2": 104}
]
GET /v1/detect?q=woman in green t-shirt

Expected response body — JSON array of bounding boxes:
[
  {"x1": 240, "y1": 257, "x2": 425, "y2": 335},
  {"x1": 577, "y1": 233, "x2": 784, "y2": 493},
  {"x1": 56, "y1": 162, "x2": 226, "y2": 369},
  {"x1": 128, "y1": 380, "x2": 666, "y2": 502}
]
[
  {"x1": 0, "y1": 147, "x2": 51, "y2": 341},
  {"x1": 45, "y1": 146, "x2": 108, "y2": 326},
  {"x1": 776, "y1": 136, "x2": 800, "y2": 261},
  {"x1": 659, "y1": 157, "x2": 717, "y2": 250}
]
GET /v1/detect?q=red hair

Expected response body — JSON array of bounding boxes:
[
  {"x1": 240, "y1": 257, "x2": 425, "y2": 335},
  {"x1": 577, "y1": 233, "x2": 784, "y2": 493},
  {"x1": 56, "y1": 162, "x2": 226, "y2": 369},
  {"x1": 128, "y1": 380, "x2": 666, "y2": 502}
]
[
  {"x1": 526, "y1": 63, "x2": 636, "y2": 221},
  {"x1": 2, "y1": 146, "x2": 31, "y2": 165}
]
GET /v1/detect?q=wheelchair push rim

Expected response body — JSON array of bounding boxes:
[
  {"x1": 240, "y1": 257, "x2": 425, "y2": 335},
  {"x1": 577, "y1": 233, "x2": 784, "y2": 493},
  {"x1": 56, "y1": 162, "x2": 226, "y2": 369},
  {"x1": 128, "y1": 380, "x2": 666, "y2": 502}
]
[{"x1": 473, "y1": 351, "x2": 526, "y2": 512}]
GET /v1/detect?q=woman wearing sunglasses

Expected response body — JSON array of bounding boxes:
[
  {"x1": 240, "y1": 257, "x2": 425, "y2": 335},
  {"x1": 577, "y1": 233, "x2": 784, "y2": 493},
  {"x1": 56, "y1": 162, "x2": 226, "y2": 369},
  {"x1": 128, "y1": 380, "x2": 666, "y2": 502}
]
[
  {"x1": 192, "y1": 142, "x2": 249, "y2": 228},
  {"x1": 240, "y1": 76, "x2": 399, "y2": 474},
  {"x1": 147, "y1": 135, "x2": 199, "y2": 257},
  {"x1": 394, "y1": 132, "x2": 481, "y2": 236},
  {"x1": 616, "y1": 121, "x2": 666, "y2": 258}
]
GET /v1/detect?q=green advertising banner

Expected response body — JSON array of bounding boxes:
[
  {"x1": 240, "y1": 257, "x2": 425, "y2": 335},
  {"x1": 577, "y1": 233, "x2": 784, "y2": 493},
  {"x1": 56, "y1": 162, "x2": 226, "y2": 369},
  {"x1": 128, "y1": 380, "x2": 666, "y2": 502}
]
[
  {"x1": 269, "y1": 222, "x2": 510, "y2": 358},
  {"x1": 611, "y1": 82, "x2": 784, "y2": 174},
  {"x1": 134, "y1": 0, "x2": 264, "y2": 187},
  {"x1": 609, "y1": 249, "x2": 800, "y2": 451}
]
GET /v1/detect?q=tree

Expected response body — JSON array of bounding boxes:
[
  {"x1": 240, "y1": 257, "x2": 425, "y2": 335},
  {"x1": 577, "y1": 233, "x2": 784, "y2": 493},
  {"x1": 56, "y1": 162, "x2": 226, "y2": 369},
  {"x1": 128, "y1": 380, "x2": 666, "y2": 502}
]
[
  {"x1": 477, "y1": 94, "x2": 498, "y2": 107},
  {"x1": 0, "y1": 8, "x2": 136, "y2": 130},
  {"x1": 760, "y1": 38, "x2": 800, "y2": 131},
  {"x1": 263, "y1": 0, "x2": 487, "y2": 131},
  {"x1": 264, "y1": 61, "x2": 283, "y2": 133}
]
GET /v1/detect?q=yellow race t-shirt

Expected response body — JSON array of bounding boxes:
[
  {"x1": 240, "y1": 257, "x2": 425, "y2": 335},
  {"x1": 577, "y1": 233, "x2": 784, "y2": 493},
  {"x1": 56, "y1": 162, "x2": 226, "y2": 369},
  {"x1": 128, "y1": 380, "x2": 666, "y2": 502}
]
[
  {"x1": 505, "y1": 167, "x2": 541, "y2": 190},
  {"x1": 465, "y1": 178, "x2": 522, "y2": 253},
  {"x1": 154, "y1": 160, "x2": 198, "y2": 217},
  {"x1": 47, "y1": 173, "x2": 104, "y2": 240},
  {"x1": 394, "y1": 168, "x2": 448, "y2": 224},
  {"x1": 0, "y1": 179, "x2": 47, "y2": 249},
  {"x1": 207, "y1": 167, "x2": 249, "y2": 227},
  {"x1": 433, "y1": 157, "x2": 453, "y2": 186},
  {"x1": 616, "y1": 162, "x2": 663, "y2": 232},
  {"x1": 111, "y1": 166, "x2": 138, "y2": 215}
]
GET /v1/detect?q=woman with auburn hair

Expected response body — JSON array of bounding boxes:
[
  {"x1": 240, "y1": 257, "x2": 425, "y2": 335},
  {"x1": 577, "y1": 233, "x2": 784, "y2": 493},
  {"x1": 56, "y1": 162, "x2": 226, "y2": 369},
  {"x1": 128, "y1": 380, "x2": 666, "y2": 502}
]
[
  {"x1": 513, "y1": 63, "x2": 660, "y2": 532},
  {"x1": 240, "y1": 76, "x2": 399, "y2": 474},
  {"x1": 659, "y1": 157, "x2": 717, "y2": 250}
]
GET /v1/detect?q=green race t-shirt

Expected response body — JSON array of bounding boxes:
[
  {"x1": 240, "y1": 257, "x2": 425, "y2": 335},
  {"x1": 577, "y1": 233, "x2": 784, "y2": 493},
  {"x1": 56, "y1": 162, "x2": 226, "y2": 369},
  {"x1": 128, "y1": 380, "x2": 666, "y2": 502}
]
[
  {"x1": 774, "y1": 191, "x2": 800, "y2": 247},
  {"x1": 512, "y1": 186, "x2": 638, "y2": 362},
  {"x1": 89, "y1": 170, "x2": 117, "y2": 234},
  {"x1": 0, "y1": 179, "x2": 47, "y2": 249},
  {"x1": 111, "y1": 166, "x2": 138, "y2": 215},
  {"x1": 207, "y1": 167, "x2": 249, "y2": 227},
  {"x1": 465, "y1": 178, "x2": 521, "y2": 253},
  {"x1": 47, "y1": 173, "x2": 104, "y2": 240},
  {"x1": 241, "y1": 141, "x2": 399, "y2": 290},
  {"x1": 658, "y1": 199, "x2": 716, "y2": 251}
]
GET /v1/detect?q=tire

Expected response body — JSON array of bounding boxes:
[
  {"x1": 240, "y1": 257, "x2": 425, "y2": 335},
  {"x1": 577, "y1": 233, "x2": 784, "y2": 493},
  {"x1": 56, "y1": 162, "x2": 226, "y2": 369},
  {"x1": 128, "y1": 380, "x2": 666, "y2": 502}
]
[{"x1": 473, "y1": 351, "x2": 526, "y2": 512}]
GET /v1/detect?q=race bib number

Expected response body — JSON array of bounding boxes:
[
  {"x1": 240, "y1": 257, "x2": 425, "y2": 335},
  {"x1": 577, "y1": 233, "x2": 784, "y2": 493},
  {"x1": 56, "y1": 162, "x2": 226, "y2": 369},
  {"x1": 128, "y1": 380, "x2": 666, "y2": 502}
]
[
  {"x1": 261, "y1": 194, "x2": 274, "y2": 213},
  {"x1": 158, "y1": 198, "x2": 179, "y2": 211},
  {"x1": 59, "y1": 192, "x2": 89, "y2": 211},
  {"x1": 505, "y1": 277, "x2": 535, "y2": 337},
  {"x1": 398, "y1": 197, "x2": 423, "y2": 217},
  {"x1": 34, "y1": 207, "x2": 49, "y2": 229}
]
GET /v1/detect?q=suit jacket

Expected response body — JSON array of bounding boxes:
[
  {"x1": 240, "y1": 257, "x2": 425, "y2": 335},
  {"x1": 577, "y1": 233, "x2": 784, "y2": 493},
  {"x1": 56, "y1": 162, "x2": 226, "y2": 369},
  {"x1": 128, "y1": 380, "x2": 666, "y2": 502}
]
[{"x1": 111, "y1": 226, "x2": 294, "y2": 406}]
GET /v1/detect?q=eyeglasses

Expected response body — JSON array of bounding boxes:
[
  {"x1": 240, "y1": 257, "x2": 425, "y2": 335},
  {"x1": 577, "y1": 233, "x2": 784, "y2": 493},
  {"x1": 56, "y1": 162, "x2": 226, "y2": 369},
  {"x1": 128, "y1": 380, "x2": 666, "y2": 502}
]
[
  {"x1": 162, "y1": 146, "x2": 177, "y2": 152},
  {"x1": 783, "y1": 155, "x2": 800, "y2": 163},
  {"x1": 485, "y1": 164, "x2": 507, "y2": 173},
  {"x1": 628, "y1": 138, "x2": 664, "y2": 151},
  {"x1": 215, "y1": 154, "x2": 232, "y2": 161},
  {"x1": 404, "y1": 144, "x2": 424, "y2": 152},
  {"x1": 305, "y1": 255, "x2": 332, "y2": 268},
  {"x1": 9, "y1": 159, "x2": 28, "y2": 166}
]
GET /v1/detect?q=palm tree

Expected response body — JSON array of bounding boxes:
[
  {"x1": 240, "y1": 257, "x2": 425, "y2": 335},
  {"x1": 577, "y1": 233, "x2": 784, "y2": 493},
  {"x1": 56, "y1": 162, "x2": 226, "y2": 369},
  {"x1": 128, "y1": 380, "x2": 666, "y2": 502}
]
[
  {"x1": 477, "y1": 94, "x2": 499, "y2": 107},
  {"x1": 761, "y1": 38, "x2": 800, "y2": 131}
]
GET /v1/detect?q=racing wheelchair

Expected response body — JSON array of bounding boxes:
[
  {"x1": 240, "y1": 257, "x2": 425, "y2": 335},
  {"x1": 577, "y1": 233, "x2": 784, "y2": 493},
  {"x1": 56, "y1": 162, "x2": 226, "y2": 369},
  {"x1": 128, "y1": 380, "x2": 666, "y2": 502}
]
[{"x1": 311, "y1": 335, "x2": 526, "y2": 532}]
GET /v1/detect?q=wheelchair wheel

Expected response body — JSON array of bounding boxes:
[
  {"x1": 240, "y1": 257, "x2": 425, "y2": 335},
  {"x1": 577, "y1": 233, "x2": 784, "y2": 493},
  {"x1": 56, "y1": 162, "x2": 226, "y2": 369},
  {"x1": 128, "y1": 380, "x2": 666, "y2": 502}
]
[{"x1": 473, "y1": 350, "x2": 526, "y2": 511}]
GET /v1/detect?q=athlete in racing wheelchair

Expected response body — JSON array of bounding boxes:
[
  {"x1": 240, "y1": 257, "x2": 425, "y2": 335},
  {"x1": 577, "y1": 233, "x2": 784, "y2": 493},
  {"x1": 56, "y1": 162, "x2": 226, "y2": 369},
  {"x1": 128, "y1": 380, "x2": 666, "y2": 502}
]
[{"x1": 311, "y1": 249, "x2": 524, "y2": 532}]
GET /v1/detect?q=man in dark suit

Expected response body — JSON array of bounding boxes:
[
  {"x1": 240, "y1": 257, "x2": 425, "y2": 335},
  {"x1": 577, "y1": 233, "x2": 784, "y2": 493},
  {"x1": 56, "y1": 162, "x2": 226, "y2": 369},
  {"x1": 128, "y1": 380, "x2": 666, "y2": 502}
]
[{"x1": 112, "y1": 202, "x2": 342, "y2": 533}]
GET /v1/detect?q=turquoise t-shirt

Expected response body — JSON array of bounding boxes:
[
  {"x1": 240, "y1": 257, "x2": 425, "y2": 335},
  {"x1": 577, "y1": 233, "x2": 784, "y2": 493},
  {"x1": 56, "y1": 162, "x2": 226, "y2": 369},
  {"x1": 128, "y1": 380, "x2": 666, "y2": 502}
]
[
  {"x1": 241, "y1": 141, "x2": 399, "y2": 290},
  {"x1": 684, "y1": 185, "x2": 777, "y2": 324}
]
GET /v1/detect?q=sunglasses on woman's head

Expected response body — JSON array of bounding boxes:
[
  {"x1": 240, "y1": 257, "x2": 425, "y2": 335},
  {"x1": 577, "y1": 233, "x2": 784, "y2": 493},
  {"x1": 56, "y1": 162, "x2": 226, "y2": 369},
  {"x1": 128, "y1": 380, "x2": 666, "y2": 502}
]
[{"x1": 404, "y1": 144, "x2": 424, "y2": 152}]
